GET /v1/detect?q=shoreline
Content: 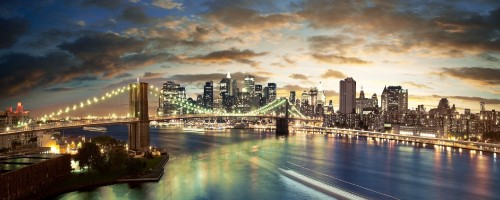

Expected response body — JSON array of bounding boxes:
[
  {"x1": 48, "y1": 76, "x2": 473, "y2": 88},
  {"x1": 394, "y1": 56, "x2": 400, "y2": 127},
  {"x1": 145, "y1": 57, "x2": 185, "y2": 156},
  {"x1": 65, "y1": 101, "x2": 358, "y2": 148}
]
[
  {"x1": 36, "y1": 154, "x2": 169, "y2": 200},
  {"x1": 296, "y1": 127, "x2": 500, "y2": 154}
]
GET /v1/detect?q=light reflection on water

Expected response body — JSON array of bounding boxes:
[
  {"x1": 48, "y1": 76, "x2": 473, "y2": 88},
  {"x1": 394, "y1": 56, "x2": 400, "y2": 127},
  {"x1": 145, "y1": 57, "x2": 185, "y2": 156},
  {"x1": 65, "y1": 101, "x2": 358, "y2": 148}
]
[{"x1": 56, "y1": 126, "x2": 499, "y2": 200}]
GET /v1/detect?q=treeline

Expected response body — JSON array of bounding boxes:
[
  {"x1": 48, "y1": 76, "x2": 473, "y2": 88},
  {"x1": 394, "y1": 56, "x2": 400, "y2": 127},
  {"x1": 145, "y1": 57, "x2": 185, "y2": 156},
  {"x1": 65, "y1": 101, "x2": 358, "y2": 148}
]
[
  {"x1": 483, "y1": 131, "x2": 500, "y2": 143},
  {"x1": 75, "y1": 136, "x2": 148, "y2": 175}
]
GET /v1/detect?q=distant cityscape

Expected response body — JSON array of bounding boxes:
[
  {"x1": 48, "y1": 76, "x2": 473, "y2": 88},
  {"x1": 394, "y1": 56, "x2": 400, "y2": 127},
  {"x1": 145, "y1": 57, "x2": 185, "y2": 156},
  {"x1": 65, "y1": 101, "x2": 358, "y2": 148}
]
[
  {"x1": 1, "y1": 72, "x2": 499, "y2": 151},
  {"x1": 155, "y1": 73, "x2": 500, "y2": 142}
]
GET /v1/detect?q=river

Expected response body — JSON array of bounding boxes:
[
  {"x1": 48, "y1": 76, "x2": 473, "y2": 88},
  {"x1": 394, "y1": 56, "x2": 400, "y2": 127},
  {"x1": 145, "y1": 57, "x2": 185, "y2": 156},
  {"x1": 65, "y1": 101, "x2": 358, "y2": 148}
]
[{"x1": 55, "y1": 125, "x2": 499, "y2": 200}]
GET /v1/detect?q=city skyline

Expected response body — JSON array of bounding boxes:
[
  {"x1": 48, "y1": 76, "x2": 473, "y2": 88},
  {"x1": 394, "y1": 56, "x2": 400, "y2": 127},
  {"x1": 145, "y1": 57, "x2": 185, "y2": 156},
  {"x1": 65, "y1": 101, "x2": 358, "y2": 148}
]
[{"x1": 1, "y1": 0, "x2": 500, "y2": 115}]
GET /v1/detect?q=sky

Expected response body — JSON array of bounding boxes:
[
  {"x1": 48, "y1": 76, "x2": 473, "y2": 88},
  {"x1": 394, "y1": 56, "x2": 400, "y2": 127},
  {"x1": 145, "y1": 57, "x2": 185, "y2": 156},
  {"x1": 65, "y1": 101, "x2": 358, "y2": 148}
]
[{"x1": 0, "y1": 0, "x2": 499, "y2": 117}]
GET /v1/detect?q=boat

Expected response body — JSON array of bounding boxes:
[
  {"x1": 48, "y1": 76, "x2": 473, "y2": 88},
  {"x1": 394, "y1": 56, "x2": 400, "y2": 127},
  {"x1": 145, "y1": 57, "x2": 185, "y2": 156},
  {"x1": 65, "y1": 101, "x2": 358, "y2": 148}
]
[{"x1": 82, "y1": 126, "x2": 107, "y2": 132}]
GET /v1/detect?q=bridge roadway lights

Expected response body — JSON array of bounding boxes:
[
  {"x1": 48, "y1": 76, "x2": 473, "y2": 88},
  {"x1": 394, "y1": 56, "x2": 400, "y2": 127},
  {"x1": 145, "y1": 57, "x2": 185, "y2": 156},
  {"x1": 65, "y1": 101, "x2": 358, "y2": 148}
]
[{"x1": 128, "y1": 81, "x2": 150, "y2": 152}]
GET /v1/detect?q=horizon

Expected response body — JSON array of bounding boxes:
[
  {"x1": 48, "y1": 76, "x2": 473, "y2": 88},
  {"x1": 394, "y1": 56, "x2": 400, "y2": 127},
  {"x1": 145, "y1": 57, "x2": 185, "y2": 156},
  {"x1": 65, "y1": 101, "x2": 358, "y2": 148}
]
[{"x1": 1, "y1": 0, "x2": 499, "y2": 116}]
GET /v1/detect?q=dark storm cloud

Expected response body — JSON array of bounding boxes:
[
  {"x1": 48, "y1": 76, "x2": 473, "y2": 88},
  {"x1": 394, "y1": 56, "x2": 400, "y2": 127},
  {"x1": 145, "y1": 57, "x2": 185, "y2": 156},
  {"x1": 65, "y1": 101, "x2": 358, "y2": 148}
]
[
  {"x1": 0, "y1": 32, "x2": 178, "y2": 97},
  {"x1": 0, "y1": 17, "x2": 29, "y2": 49},
  {"x1": 81, "y1": 0, "x2": 122, "y2": 9},
  {"x1": 120, "y1": 6, "x2": 152, "y2": 24},
  {"x1": 59, "y1": 32, "x2": 172, "y2": 78},
  {"x1": 321, "y1": 69, "x2": 346, "y2": 79},
  {"x1": 43, "y1": 87, "x2": 79, "y2": 92},
  {"x1": 169, "y1": 72, "x2": 270, "y2": 84},
  {"x1": 22, "y1": 29, "x2": 98, "y2": 49},
  {"x1": 184, "y1": 48, "x2": 268, "y2": 67},
  {"x1": 289, "y1": 74, "x2": 308, "y2": 80},
  {"x1": 435, "y1": 67, "x2": 500, "y2": 86},
  {"x1": 311, "y1": 53, "x2": 371, "y2": 65},
  {"x1": 0, "y1": 52, "x2": 80, "y2": 96}
]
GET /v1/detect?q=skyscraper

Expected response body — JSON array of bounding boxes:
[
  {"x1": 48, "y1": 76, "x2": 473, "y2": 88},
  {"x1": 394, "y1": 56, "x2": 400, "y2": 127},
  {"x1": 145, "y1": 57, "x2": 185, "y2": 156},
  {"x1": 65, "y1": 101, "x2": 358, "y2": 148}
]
[
  {"x1": 317, "y1": 81, "x2": 326, "y2": 106},
  {"x1": 231, "y1": 79, "x2": 238, "y2": 97},
  {"x1": 161, "y1": 81, "x2": 183, "y2": 115},
  {"x1": 339, "y1": 77, "x2": 356, "y2": 114},
  {"x1": 203, "y1": 81, "x2": 213, "y2": 109},
  {"x1": 381, "y1": 86, "x2": 408, "y2": 113},
  {"x1": 267, "y1": 83, "x2": 277, "y2": 102},
  {"x1": 220, "y1": 73, "x2": 233, "y2": 111},
  {"x1": 244, "y1": 75, "x2": 255, "y2": 95},
  {"x1": 289, "y1": 91, "x2": 296, "y2": 104},
  {"x1": 255, "y1": 84, "x2": 265, "y2": 106}
]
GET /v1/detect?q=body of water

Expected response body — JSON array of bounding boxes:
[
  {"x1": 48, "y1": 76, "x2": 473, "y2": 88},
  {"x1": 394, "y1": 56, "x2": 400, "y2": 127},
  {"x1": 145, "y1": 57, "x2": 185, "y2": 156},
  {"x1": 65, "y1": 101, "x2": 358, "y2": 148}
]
[{"x1": 56, "y1": 126, "x2": 499, "y2": 199}]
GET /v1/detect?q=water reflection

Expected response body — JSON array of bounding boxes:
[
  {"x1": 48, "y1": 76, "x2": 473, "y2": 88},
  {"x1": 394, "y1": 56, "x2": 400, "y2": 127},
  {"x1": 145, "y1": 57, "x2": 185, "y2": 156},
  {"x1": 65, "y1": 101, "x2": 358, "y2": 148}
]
[{"x1": 57, "y1": 127, "x2": 500, "y2": 200}]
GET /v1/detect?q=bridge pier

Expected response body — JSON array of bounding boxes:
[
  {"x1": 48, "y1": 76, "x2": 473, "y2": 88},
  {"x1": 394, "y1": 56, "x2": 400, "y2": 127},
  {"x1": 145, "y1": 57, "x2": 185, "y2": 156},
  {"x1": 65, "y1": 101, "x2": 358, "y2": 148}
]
[
  {"x1": 128, "y1": 81, "x2": 150, "y2": 152},
  {"x1": 276, "y1": 99, "x2": 289, "y2": 136}
]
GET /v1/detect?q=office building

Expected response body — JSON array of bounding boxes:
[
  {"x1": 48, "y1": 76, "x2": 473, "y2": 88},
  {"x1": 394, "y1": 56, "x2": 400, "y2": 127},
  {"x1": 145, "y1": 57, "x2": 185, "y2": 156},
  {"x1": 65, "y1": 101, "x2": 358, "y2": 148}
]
[
  {"x1": 203, "y1": 81, "x2": 214, "y2": 109},
  {"x1": 339, "y1": 77, "x2": 356, "y2": 114}
]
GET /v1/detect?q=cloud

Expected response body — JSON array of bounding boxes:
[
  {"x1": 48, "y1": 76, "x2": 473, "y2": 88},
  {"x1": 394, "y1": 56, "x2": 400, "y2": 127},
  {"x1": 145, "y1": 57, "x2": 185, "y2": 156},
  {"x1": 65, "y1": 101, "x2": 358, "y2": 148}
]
[
  {"x1": 289, "y1": 74, "x2": 308, "y2": 80},
  {"x1": 321, "y1": 69, "x2": 346, "y2": 79},
  {"x1": 59, "y1": 32, "x2": 174, "y2": 78},
  {"x1": 43, "y1": 87, "x2": 79, "y2": 92},
  {"x1": 410, "y1": 94, "x2": 500, "y2": 107},
  {"x1": 120, "y1": 6, "x2": 152, "y2": 24},
  {"x1": 307, "y1": 35, "x2": 364, "y2": 54},
  {"x1": 479, "y1": 54, "x2": 500, "y2": 62},
  {"x1": 152, "y1": 0, "x2": 183, "y2": 10},
  {"x1": 298, "y1": 0, "x2": 500, "y2": 57},
  {"x1": 434, "y1": 67, "x2": 500, "y2": 93},
  {"x1": 445, "y1": 95, "x2": 500, "y2": 105},
  {"x1": 0, "y1": 52, "x2": 80, "y2": 97},
  {"x1": 81, "y1": 0, "x2": 122, "y2": 8},
  {"x1": 311, "y1": 53, "x2": 371, "y2": 65},
  {"x1": 205, "y1": 6, "x2": 298, "y2": 31},
  {"x1": 0, "y1": 17, "x2": 30, "y2": 49},
  {"x1": 402, "y1": 81, "x2": 432, "y2": 90},
  {"x1": 168, "y1": 72, "x2": 270, "y2": 86},
  {"x1": 142, "y1": 72, "x2": 166, "y2": 78},
  {"x1": 184, "y1": 48, "x2": 267, "y2": 67},
  {"x1": 284, "y1": 56, "x2": 296, "y2": 65}
]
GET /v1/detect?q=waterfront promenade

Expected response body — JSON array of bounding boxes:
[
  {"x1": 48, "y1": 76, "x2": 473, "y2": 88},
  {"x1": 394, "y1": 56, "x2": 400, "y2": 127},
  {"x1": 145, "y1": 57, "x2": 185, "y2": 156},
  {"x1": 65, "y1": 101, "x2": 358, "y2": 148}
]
[{"x1": 295, "y1": 127, "x2": 500, "y2": 154}]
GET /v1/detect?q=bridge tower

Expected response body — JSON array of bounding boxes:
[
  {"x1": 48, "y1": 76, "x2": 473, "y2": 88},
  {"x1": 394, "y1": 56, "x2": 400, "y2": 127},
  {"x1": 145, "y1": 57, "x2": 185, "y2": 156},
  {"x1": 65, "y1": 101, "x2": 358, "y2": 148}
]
[
  {"x1": 276, "y1": 99, "x2": 289, "y2": 135},
  {"x1": 128, "y1": 81, "x2": 150, "y2": 152}
]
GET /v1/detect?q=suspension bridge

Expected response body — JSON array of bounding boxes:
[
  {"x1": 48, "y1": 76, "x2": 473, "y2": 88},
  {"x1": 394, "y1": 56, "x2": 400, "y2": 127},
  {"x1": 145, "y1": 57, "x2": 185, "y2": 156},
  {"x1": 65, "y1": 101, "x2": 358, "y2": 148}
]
[{"x1": 2, "y1": 81, "x2": 319, "y2": 151}]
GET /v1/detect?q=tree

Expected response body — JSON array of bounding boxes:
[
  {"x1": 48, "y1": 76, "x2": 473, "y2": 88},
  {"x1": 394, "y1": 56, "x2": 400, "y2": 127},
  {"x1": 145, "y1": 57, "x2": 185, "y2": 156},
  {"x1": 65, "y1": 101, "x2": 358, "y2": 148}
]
[
  {"x1": 76, "y1": 142, "x2": 103, "y2": 172},
  {"x1": 108, "y1": 149, "x2": 129, "y2": 169},
  {"x1": 126, "y1": 158, "x2": 146, "y2": 175},
  {"x1": 92, "y1": 135, "x2": 119, "y2": 148}
]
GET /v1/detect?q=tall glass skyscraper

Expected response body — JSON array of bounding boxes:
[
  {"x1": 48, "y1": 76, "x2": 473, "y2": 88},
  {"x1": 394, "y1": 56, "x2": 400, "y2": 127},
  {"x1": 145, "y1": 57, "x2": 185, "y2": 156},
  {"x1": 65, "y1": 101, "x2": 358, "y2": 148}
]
[
  {"x1": 244, "y1": 75, "x2": 255, "y2": 95},
  {"x1": 203, "y1": 81, "x2": 213, "y2": 109}
]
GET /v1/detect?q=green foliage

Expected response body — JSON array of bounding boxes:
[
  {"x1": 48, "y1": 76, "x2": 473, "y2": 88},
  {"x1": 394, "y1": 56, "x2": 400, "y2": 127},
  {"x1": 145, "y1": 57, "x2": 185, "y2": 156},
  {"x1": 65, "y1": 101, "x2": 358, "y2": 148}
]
[
  {"x1": 483, "y1": 131, "x2": 500, "y2": 143},
  {"x1": 108, "y1": 149, "x2": 129, "y2": 169},
  {"x1": 126, "y1": 158, "x2": 146, "y2": 175},
  {"x1": 76, "y1": 142, "x2": 103, "y2": 172},
  {"x1": 144, "y1": 151, "x2": 153, "y2": 159},
  {"x1": 92, "y1": 135, "x2": 119, "y2": 147}
]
